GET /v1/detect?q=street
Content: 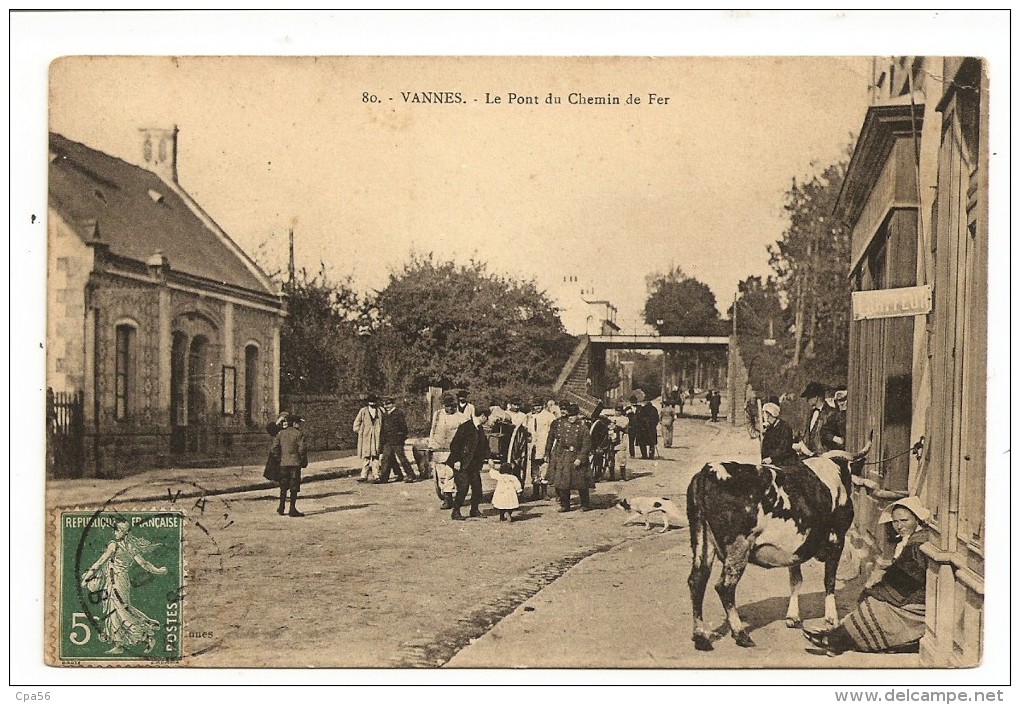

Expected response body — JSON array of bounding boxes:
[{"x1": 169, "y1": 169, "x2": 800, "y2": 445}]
[
  {"x1": 167, "y1": 416, "x2": 736, "y2": 667},
  {"x1": 52, "y1": 417, "x2": 916, "y2": 669}
]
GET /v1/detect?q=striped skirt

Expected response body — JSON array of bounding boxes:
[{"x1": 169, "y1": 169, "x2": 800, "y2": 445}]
[{"x1": 842, "y1": 597, "x2": 926, "y2": 652}]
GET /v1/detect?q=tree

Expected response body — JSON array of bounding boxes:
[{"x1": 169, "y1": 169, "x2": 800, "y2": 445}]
[
  {"x1": 644, "y1": 267, "x2": 725, "y2": 336},
  {"x1": 767, "y1": 152, "x2": 853, "y2": 385},
  {"x1": 279, "y1": 266, "x2": 372, "y2": 395},
  {"x1": 373, "y1": 253, "x2": 576, "y2": 396},
  {"x1": 729, "y1": 275, "x2": 790, "y2": 398}
]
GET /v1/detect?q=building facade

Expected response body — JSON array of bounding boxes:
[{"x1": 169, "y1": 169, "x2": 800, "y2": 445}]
[
  {"x1": 835, "y1": 57, "x2": 987, "y2": 666},
  {"x1": 48, "y1": 129, "x2": 287, "y2": 477}
]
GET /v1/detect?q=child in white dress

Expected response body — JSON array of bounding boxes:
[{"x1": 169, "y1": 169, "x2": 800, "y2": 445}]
[{"x1": 489, "y1": 465, "x2": 524, "y2": 522}]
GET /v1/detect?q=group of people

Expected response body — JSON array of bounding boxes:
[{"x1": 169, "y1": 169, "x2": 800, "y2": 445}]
[
  {"x1": 261, "y1": 381, "x2": 927, "y2": 658},
  {"x1": 749, "y1": 380, "x2": 928, "y2": 657},
  {"x1": 757, "y1": 381, "x2": 848, "y2": 466},
  {"x1": 426, "y1": 392, "x2": 602, "y2": 519},
  {"x1": 353, "y1": 394, "x2": 421, "y2": 484}
]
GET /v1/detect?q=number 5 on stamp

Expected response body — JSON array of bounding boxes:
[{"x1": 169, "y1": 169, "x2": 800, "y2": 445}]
[{"x1": 57, "y1": 510, "x2": 184, "y2": 663}]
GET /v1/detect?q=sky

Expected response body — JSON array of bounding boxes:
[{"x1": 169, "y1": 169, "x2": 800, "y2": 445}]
[
  {"x1": 48, "y1": 54, "x2": 871, "y2": 333},
  {"x1": 11, "y1": 9, "x2": 1013, "y2": 691}
]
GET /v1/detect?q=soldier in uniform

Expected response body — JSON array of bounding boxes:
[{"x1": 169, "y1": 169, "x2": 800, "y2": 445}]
[
  {"x1": 542, "y1": 399, "x2": 570, "y2": 499},
  {"x1": 551, "y1": 403, "x2": 593, "y2": 513}
]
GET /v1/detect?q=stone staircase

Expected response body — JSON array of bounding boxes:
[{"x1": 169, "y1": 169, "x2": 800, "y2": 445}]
[{"x1": 552, "y1": 336, "x2": 601, "y2": 415}]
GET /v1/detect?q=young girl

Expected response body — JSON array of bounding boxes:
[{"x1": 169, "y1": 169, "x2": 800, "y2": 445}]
[{"x1": 489, "y1": 464, "x2": 524, "y2": 522}]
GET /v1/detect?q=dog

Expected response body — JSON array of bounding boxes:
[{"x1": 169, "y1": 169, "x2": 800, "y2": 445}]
[{"x1": 615, "y1": 497, "x2": 685, "y2": 533}]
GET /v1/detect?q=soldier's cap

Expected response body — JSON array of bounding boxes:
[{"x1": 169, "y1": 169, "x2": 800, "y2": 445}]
[
  {"x1": 365, "y1": 394, "x2": 379, "y2": 404},
  {"x1": 800, "y1": 382, "x2": 826, "y2": 399},
  {"x1": 509, "y1": 397, "x2": 522, "y2": 406},
  {"x1": 473, "y1": 403, "x2": 491, "y2": 418},
  {"x1": 761, "y1": 402, "x2": 781, "y2": 418},
  {"x1": 566, "y1": 403, "x2": 580, "y2": 416},
  {"x1": 833, "y1": 389, "x2": 848, "y2": 402},
  {"x1": 456, "y1": 390, "x2": 469, "y2": 400},
  {"x1": 381, "y1": 396, "x2": 395, "y2": 405}
]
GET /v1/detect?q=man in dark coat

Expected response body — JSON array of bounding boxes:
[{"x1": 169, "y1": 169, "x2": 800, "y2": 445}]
[
  {"x1": 708, "y1": 390, "x2": 722, "y2": 422},
  {"x1": 377, "y1": 397, "x2": 418, "y2": 483},
  {"x1": 820, "y1": 386, "x2": 848, "y2": 452},
  {"x1": 638, "y1": 400, "x2": 660, "y2": 458},
  {"x1": 270, "y1": 413, "x2": 309, "y2": 517},
  {"x1": 446, "y1": 403, "x2": 492, "y2": 520},
  {"x1": 551, "y1": 404, "x2": 593, "y2": 512},
  {"x1": 759, "y1": 402, "x2": 798, "y2": 466},
  {"x1": 799, "y1": 381, "x2": 835, "y2": 456}
]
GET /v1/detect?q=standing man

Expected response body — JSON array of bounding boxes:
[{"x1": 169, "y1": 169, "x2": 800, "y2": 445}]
[
  {"x1": 505, "y1": 398, "x2": 527, "y2": 428},
  {"x1": 447, "y1": 403, "x2": 492, "y2": 520},
  {"x1": 659, "y1": 400, "x2": 675, "y2": 449},
  {"x1": 528, "y1": 398, "x2": 557, "y2": 500},
  {"x1": 625, "y1": 396, "x2": 642, "y2": 458},
  {"x1": 353, "y1": 395, "x2": 383, "y2": 482},
  {"x1": 609, "y1": 404, "x2": 629, "y2": 481},
  {"x1": 552, "y1": 404, "x2": 593, "y2": 512},
  {"x1": 430, "y1": 393, "x2": 463, "y2": 509},
  {"x1": 272, "y1": 413, "x2": 308, "y2": 517},
  {"x1": 638, "y1": 399, "x2": 659, "y2": 458},
  {"x1": 821, "y1": 386, "x2": 848, "y2": 452},
  {"x1": 708, "y1": 390, "x2": 722, "y2": 422},
  {"x1": 455, "y1": 389, "x2": 475, "y2": 422},
  {"x1": 377, "y1": 397, "x2": 418, "y2": 484},
  {"x1": 797, "y1": 381, "x2": 835, "y2": 456},
  {"x1": 759, "y1": 402, "x2": 798, "y2": 466}
]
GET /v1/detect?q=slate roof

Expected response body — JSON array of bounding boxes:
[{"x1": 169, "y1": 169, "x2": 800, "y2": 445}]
[{"x1": 48, "y1": 132, "x2": 277, "y2": 297}]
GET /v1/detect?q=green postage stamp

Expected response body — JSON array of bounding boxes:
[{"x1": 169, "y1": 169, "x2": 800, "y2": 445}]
[{"x1": 54, "y1": 510, "x2": 185, "y2": 664}]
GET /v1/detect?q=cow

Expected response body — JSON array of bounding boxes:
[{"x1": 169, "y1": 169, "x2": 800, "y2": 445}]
[{"x1": 685, "y1": 436, "x2": 872, "y2": 651}]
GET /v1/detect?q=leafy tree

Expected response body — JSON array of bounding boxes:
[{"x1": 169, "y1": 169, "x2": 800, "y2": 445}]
[
  {"x1": 767, "y1": 152, "x2": 853, "y2": 384},
  {"x1": 729, "y1": 275, "x2": 790, "y2": 398},
  {"x1": 279, "y1": 266, "x2": 372, "y2": 395},
  {"x1": 644, "y1": 267, "x2": 725, "y2": 336},
  {"x1": 372, "y1": 253, "x2": 576, "y2": 396}
]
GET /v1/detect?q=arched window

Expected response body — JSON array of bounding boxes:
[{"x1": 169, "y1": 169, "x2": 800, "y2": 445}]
[
  {"x1": 245, "y1": 344, "x2": 260, "y2": 427},
  {"x1": 114, "y1": 324, "x2": 136, "y2": 421}
]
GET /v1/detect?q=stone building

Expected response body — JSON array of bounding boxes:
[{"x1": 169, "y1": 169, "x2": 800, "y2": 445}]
[
  {"x1": 835, "y1": 57, "x2": 987, "y2": 666},
  {"x1": 47, "y1": 128, "x2": 287, "y2": 477}
]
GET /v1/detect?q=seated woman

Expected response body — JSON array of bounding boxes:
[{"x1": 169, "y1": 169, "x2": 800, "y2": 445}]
[{"x1": 803, "y1": 496, "x2": 930, "y2": 655}]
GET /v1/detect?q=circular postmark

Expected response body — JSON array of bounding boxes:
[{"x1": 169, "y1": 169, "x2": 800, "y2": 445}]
[{"x1": 55, "y1": 478, "x2": 240, "y2": 664}]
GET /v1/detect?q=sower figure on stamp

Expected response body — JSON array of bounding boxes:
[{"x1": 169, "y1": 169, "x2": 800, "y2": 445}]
[
  {"x1": 272, "y1": 412, "x2": 309, "y2": 517},
  {"x1": 446, "y1": 403, "x2": 492, "y2": 521},
  {"x1": 80, "y1": 519, "x2": 167, "y2": 654}
]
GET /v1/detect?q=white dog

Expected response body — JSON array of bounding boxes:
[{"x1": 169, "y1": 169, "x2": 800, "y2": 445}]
[{"x1": 615, "y1": 497, "x2": 685, "y2": 533}]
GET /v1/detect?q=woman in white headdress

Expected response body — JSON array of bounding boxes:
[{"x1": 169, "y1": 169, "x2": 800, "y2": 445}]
[{"x1": 804, "y1": 496, "x2": 931, "y2": 655}]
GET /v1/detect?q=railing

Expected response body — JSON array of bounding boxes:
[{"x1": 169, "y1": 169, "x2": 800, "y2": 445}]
[{"x1": 47, "y1": 388, "x2": 85, "y2": 478}]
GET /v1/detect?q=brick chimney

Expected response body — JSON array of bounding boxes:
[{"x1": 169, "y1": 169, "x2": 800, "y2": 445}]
[{"x1": 138, "y1": 125, "x2": 178, "y2": 183}]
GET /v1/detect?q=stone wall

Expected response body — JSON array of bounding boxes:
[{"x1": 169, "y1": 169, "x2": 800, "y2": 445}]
[{"x1": 281, "y1": 394, "x2": 432, "y2": 452}]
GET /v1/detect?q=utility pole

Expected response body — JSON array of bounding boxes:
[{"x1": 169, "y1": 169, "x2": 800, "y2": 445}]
[
  {"x1": 730, "y1": 292, "x2": 736, "y2": 425},
  {"x1": 287, "y1": 228, "x2": 295, "y2": 293}
]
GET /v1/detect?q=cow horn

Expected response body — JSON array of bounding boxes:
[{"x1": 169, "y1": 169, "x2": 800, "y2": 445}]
[{"x1": 852, "y1": 430, "x2": 874, "y2": 461}]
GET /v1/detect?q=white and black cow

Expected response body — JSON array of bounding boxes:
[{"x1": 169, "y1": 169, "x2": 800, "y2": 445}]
[{"x1": 685, "y1": 438, "x2": 871, "y2": 651}]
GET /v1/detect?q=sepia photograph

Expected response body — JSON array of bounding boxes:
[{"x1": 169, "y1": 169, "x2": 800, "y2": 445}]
[{"x1": 12, "y1": 9, "x2": 1011, "y2": 695}]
